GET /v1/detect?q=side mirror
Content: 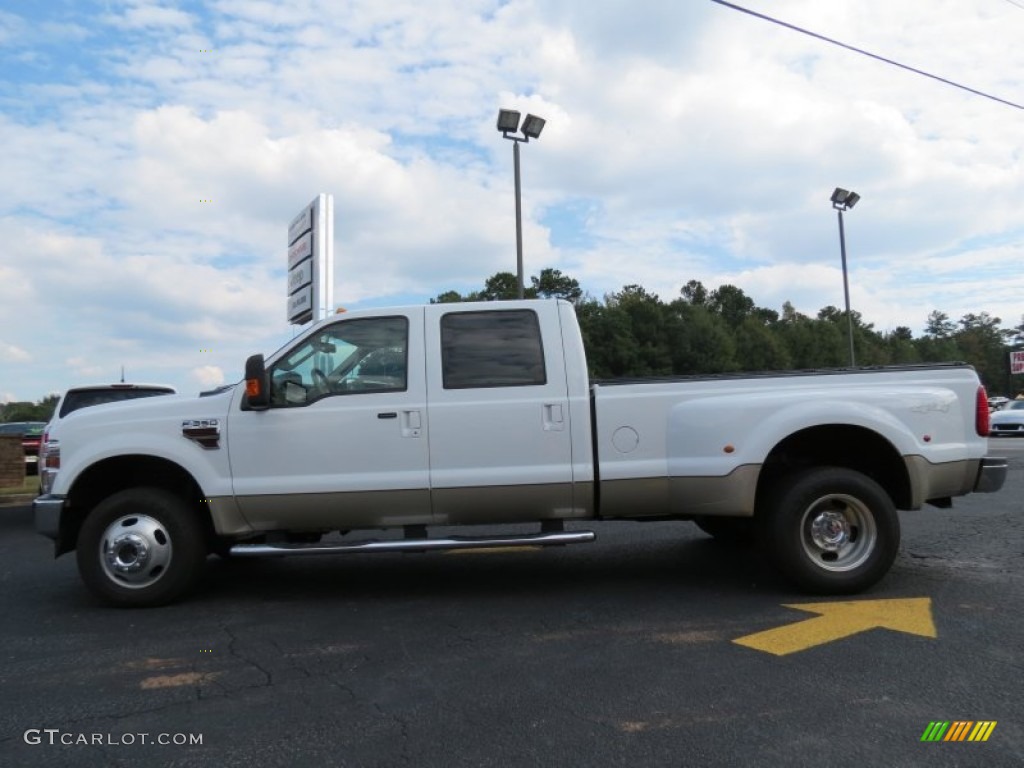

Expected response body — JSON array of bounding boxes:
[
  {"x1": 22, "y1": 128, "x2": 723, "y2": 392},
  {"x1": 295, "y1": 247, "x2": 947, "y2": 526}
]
[{"x1": 243, "y1": 354, "x2": 270, "y2": 410}]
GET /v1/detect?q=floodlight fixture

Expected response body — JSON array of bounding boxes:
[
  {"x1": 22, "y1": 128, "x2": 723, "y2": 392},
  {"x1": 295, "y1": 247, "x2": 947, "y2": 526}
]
[
  {"x1": 520, "y1": 114, "x2": 546, "y2": 140},
  {"x1": 496, "y1": 109, "x2": 521, "y2": 134},
  {"x1": 831, "y1": 187, "x2": 860, "y2": 211}
]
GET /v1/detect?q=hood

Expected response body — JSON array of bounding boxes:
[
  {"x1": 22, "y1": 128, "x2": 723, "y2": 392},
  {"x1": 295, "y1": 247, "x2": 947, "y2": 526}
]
[{"x1": 49, "y1": 386, "x2": 236, "y2": 444}]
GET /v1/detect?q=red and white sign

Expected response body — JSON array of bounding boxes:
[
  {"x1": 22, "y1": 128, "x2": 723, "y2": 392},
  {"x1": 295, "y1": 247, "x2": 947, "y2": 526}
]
[
  {"x1": 286, "y1": 194, "x2": 334, "y2": 326},
  {"x1": 1011, "y1": 350, "x2": 1024, "y2": 375},
  {"x1": 287, "y1": 231, "x2": 312, "y2": 270}
]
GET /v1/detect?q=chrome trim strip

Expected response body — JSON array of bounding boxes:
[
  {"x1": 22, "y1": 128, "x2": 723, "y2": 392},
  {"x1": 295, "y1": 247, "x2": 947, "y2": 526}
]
[
  {"x1": 975, "y1": 457, "x2": 1008, "y2": 494},
  {"x1": 229, "y1": 530, "x2": 595, "y2": 558},
  {"x1": 33, "y1": 495, "x2": 65, "y2": 541}
]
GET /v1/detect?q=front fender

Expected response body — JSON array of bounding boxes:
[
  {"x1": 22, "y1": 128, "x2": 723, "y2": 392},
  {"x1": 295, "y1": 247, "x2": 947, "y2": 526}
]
[{"x1": 51, "y1": 398, "x2": 234, "y2": 500}]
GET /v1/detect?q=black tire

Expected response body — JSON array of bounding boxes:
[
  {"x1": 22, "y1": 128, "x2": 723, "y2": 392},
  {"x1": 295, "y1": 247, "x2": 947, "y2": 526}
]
[
  {"x1": 76, "y1": 487, "x2": 208, "y2": 607},
  {"x1": 694, "y1": 516, "x2": 756, "y2": 544},
  {"x1": 760, "y1": 467, "x2": 899, "y2": 594}
]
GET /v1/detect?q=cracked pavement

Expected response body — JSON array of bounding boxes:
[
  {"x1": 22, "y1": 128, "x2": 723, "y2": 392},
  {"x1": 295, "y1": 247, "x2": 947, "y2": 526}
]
[{"x1": 1, "y1": 441, "x2": 1021, "y2": 766}]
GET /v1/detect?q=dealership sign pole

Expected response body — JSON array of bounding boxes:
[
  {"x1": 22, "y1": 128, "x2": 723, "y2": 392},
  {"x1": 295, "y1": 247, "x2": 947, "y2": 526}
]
[{"x1": 286, "y1": 194, "x2": 335, "y2": 325}]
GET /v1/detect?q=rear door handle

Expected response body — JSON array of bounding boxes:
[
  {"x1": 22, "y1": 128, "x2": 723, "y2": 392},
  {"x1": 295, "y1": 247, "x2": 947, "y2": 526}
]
[
  {"x1": 543, "y1": 403, "x2": 565, "y2": 432},
  {"x1": 378, "y1": 412, "x2": 398, "y2": 419},
  {"x1": 402, "y1": 410, "x2": 422, "y2": 438}
]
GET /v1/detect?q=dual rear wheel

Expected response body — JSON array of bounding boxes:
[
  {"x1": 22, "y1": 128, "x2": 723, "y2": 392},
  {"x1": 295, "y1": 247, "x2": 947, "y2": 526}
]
[{"x1": 696, "y1": 467, "x2": 900, "y2": 594}]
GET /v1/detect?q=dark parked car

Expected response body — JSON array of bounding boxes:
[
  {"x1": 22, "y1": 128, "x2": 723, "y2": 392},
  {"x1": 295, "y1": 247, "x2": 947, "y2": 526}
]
[
  {"x1": 0, "y1": 421, "x2": 46, "y2": 475},
  {"x1": 53, "y1": 383, "x2": 177, "y2": 419}
]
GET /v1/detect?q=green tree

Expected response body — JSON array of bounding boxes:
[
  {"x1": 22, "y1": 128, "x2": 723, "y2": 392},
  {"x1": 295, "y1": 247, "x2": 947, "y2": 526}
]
[
  {"x1": 0, "y1": 395, "x2": 57, "y2": 422},
  {"x1": 883, "y1": 327, "x2": 920, "y2": 365},
  {"x1": 734, "y1": 316, "x2": 791, "y2": 370},
  {"x1": 531, "y1": 268, "x2": 582, "y2": 303},
  {"x1": 666, "y1": 300, "x2": 737, "y2": 374},
  {"x1": 708, "y1": 284, "x2": 756, "y2": 328},
  {"x1": 925, "y1": 310, "x2": 956, "y2": 338},
  {"x1": 577, "y1": 301, "x2": 640, "y2": 378},
  {"x1": 606, "y1": 285, "x2": 673, "y2": 375},
  {"x1": 679, "y1": 279, "x2": 708, "y2": 306},
  {"x1": 953, "y1": 312, "x2": 1009, "y2": 391},
  {"x1": 478, "y1": 272, "x2": 531, "y2": 301},
  {"x1": 430, "y1": 290, "x2": 467, "y2": 304}
]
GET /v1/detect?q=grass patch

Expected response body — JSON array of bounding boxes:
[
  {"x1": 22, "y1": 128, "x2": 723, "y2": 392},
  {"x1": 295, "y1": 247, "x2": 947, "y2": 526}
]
[{"x1": 0, "y1": 473, "x2": 37, "y2": 496}]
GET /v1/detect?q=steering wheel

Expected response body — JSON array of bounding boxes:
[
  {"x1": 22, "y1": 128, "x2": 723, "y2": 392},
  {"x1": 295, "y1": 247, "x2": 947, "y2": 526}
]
[{"x1": 311, "y1": 368, "x2": 330, "y2": 391}]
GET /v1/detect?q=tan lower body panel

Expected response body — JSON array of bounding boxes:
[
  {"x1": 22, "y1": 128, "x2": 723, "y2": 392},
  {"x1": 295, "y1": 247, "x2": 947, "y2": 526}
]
[
  {"x1": 212, "y1": 483, "x2": 589, "y2": 533},
  {"x1": 225, "y1": 489, "x2": 432, "y2": 533},
  {"x1": 432, "y1": 482, "x2": 590, "y2": 525},
  {"x1": 600, "y1": 465, "x2": 760, "y2": 519},
  {"x1": 903, "y1": 455, "x2": 980, "y2": 508}
]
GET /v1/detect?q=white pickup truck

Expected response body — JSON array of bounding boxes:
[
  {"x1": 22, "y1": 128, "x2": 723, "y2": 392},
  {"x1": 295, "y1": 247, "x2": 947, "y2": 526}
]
[{"x1": 35, "y1": 300, "x2": 1007, "y2": 606}]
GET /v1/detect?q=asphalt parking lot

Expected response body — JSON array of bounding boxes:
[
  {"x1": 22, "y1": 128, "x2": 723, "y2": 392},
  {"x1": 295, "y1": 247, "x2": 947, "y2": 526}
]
[{"x1": 1, "y1": 440, "x2": 1022, "y2": 767}]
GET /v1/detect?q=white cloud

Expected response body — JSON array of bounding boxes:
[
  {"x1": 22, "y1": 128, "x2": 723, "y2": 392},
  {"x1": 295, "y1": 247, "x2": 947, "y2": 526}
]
[
  {"x1": 191, "y1": 365, "x2": 225, "y2": 388},
  {"x1": 66, "y1": 357, "x2": 106, "y2": 379},
  {"x1": 0, "y1": 341, "x2": 30, "y2": 363},
  {"x1": 104, "y1": 1, "x2": 195, "y2": 30}
]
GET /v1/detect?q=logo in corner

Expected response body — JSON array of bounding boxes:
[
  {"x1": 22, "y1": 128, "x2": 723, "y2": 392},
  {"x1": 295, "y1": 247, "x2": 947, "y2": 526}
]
[{"x1": 921, "y1": 721, "x2": 997, "y2": 742}]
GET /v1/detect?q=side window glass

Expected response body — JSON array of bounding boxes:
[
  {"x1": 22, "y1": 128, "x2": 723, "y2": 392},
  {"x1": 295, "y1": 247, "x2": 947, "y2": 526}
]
[
  {"x1": 269, "y1": 316, "x2": 408, "y2": 407},
  {"x1": 441, "y1": 310, "x2": 546, "y2": 389}
]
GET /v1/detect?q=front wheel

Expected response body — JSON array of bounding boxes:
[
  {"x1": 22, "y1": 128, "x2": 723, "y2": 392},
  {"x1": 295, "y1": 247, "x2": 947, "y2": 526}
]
[
  {"x1": 761, "y1": 467, "x2": 900, "y2": 594},
  {"x1": 77, "y1": 488, "x2": 208, "y2": 607}
]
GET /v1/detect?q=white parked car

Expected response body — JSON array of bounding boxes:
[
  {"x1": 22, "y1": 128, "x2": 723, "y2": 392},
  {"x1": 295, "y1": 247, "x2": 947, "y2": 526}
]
[
  {"x1": 990, "y1": 400, "x2": 1024, "y2": 437},
  {"x1": 37, "y1": 384, "x2": 177, "y2": 491}
]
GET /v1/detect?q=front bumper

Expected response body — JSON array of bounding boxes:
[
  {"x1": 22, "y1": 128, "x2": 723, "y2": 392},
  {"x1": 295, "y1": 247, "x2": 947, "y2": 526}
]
[
  {"x1": 975, "y1": 457, "x2": 1008, "y2": 494},
  {"x1": 33, "y1": 494, "x2": 65, "y2": 541}
]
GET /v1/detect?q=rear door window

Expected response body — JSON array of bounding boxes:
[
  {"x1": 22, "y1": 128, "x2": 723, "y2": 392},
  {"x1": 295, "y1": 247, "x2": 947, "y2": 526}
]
[{"x1": 440, "y1": 310, "x2": 546, "y2": 389}]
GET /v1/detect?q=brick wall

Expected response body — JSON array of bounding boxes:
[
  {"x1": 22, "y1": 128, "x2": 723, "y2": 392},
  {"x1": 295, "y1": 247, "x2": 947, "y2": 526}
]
[{"x1": 0, "y1": 435, "x2": 26, "y2": 488}]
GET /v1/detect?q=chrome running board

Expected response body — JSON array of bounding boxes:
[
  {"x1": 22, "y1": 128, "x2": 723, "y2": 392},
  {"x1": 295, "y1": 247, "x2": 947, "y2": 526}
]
[{"x1": 229, "y1": 530, "x2": 595, "y2": 558}]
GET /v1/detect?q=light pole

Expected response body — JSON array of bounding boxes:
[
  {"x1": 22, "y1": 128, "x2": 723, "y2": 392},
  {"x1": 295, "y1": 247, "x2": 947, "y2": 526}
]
[
  {"x1": 831, "y1": 187, "x2": 860, "y2": 366},
  {"x1": 497, "y1": 109, "x2": 545, "y2": 299}
]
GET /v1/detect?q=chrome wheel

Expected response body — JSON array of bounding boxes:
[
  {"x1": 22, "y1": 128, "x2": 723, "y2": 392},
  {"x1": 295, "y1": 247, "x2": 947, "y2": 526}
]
[
  {"x1": 98, "y1": 514, "x2": 173, "y2": 589},
  {"x1": 800, "y1": 494, "x2": 877, "y2": 572},
  {"x1": 762, "y1": 467, "x2": 899, "y2": 594}
]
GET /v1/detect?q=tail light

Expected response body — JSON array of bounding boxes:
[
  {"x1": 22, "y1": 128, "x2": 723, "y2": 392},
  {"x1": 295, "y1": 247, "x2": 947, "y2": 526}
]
[
  {"x1": 976, "y1": 386, "x2": 990, "y2": 437},
  {"x1": 40, "y1": 439, "x2": 60, "y2": 495}
]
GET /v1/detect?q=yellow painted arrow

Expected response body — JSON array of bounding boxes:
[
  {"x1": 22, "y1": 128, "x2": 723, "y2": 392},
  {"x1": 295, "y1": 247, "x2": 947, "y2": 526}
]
[{"x1": 733, "y1": 597, "x2": 937, "y2": 656}]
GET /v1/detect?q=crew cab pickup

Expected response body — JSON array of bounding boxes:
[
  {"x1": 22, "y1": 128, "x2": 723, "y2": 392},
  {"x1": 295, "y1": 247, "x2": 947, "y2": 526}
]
[{"x1": 34, "y1": 300, "x2": 1007, "y2": 606}]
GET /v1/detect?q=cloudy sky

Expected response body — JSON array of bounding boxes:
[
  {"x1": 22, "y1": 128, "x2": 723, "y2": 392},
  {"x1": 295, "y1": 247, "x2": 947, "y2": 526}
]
[{"x1": 2, "y1": 0, "x2": 1023, "y2": 403}]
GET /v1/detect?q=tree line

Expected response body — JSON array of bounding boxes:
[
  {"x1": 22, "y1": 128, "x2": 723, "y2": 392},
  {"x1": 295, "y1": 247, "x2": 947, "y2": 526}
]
[
  {"x1": 0, "y1": 394, "x2": 58, "y2": 424},
  {"x1": 433, "y1": 269, "x2": 1024, "y2": 396},
  {"x1": 4, "y1": 269, "x2": 1020, "y2": 421}
]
